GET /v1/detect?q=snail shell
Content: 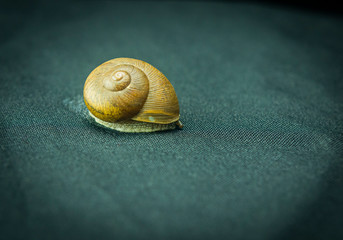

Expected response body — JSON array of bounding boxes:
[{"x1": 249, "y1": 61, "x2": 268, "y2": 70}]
[{"x1": 83, "y1": 58, "x2": 182, "y2": 132}]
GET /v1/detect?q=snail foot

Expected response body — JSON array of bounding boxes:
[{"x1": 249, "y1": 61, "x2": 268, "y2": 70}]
[{"x1": 89, "y1": 112, "x2": 178, "y2": 133}]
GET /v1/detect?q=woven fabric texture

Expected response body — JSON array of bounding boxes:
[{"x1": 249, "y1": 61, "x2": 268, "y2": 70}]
[{"x1": 1, "y1": 1, "x2": 343, "y2": 240}]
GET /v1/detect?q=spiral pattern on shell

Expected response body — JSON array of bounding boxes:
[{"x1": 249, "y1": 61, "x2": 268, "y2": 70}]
[
  {"x1": 84, "y1": 57, "x2": 180, "y2": 125},
  {"x1": 84, "y1": 63, "x2": 149, "y2": 122},
  {"x1": 103, "y1": 70, "x2": 131, "y2": 91}
]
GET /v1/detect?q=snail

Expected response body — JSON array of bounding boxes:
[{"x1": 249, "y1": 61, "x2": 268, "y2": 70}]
[{"x1": 83, "y1": 57, "x2": 183, "y2": 132}]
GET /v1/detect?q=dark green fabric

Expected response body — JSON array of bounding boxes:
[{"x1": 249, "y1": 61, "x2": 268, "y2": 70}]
[{"x1": 1, "y1": 1, "x2": 343, "y2": 239}]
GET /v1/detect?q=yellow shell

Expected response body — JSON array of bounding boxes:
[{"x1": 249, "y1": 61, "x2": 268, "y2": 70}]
[{"x1": 83, "y1": 58, "x2": 182, "y2": 132}]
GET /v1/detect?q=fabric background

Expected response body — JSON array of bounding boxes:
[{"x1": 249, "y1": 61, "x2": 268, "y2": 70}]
[{"x1": 1, "y1": 1, "x2": 343, "y2": 239}]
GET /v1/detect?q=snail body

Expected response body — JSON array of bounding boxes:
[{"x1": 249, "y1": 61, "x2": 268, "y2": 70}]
[{"x1": 83, "y1": 58, "x2": 182, "y2": 132}]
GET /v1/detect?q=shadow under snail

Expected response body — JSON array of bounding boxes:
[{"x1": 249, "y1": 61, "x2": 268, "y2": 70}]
[{"x1": 83, "y1": 57, "x2": 183, "y2": 132}]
